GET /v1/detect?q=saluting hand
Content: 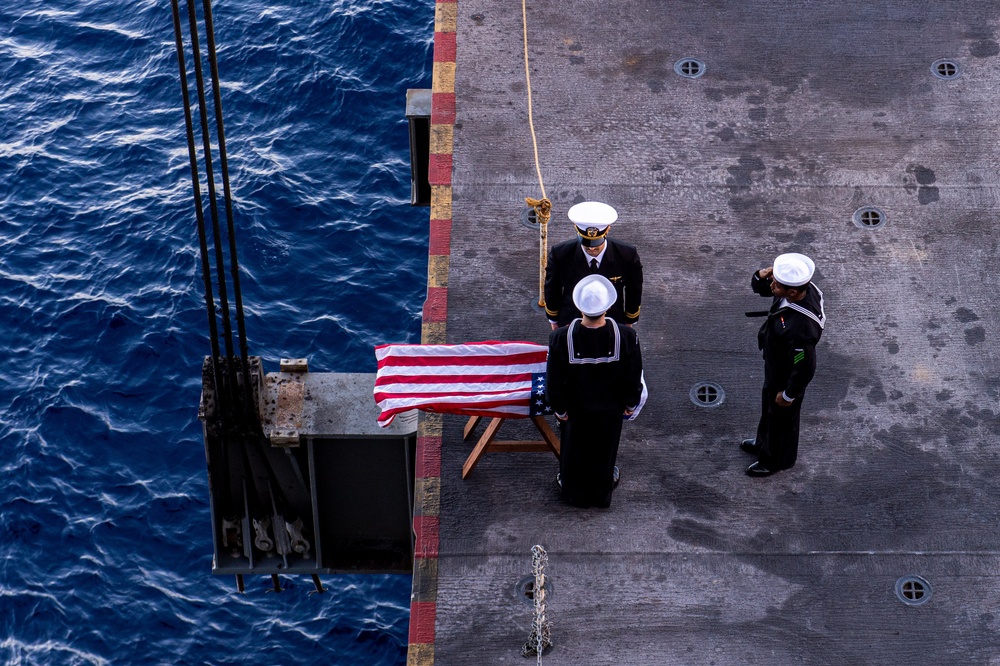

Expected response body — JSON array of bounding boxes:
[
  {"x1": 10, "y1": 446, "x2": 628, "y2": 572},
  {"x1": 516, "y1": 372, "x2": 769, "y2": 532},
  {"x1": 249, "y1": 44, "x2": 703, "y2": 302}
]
[{"x1": 758, "y1": 266, "x2": 774, "y2": 280}]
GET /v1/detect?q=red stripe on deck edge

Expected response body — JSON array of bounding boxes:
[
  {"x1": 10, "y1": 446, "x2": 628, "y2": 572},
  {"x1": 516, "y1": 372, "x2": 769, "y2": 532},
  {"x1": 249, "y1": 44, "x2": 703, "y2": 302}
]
[
  {"x1": 428, "y1": 153, "x2": 453, "y2": 185},
  {"x1": 415, "y1": 435, "x2": 441, "y2": 478},
  {"x1": 409, "y1": 601, "x2": 437, "y2": 644},
  {"x1": 429, "y1": 219, "x2": 451, "y2": 254},
  {"x1": 414, "y1": 515, "x2": 440, "y2": 558},
  {"x1": 433, "y1": 32, "x2": 456, "y2": 62},
  {"x1": 422, "y1": 287, "x2": 448, "y2": 322},
  {"x1": 431, "y1": 93, "x2": 456, "y2": 124}
]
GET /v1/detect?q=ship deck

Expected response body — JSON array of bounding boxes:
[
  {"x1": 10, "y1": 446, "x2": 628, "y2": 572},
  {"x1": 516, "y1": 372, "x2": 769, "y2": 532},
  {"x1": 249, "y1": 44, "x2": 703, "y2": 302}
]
[{"x1": 410, "y1": 2, "x2": 1000, "y2": 663}]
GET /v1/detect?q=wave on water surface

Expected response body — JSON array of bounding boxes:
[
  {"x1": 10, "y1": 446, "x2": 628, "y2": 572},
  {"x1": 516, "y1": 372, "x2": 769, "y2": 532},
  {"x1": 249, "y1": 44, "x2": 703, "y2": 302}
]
[{"x1": 0, "y1": 0, "x2": 433, "y2": 663}]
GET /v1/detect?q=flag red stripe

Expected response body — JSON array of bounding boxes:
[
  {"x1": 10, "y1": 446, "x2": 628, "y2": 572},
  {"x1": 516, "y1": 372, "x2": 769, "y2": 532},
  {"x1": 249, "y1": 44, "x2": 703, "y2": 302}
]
[
  {"x1": 374, "y1": 372, "x2": 534, "y2": 386},
  {"x1": 373, "y1": 342, "x2": 549, "y2": 426},
  {"x1": 379, "y1": 403, "x2": 528, "y2": 423},
  {"x1": 375, "y1": 388, "x2": 528, "y2": 400},
  {"x1": 377, "y1": 351, "x2": 546, "y2": 368}
]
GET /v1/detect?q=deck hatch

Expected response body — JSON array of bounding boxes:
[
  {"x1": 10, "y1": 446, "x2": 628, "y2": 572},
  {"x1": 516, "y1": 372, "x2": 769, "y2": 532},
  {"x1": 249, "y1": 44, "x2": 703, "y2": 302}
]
[
  {"x1": 931, "y1": 59, "x2": 961, "y2": 80},
  {"x1": 690, "y1": 382, "x2": 725, "y2": 408},
  {"x1": 520, "y1": 206, "x2": 539, "y2": 229},
  {"x1": 674, "y1": 57, "x2": 705, "y2": 79},
  {"x1": 895, "y1": 575, "x2": 932, "y2": 605},
  {"x1": 516, "y1": 574, "x2": 554, "y2": 605},
  {"x1": 853, "y1": 206, "x2": 886, "y2": 229}
]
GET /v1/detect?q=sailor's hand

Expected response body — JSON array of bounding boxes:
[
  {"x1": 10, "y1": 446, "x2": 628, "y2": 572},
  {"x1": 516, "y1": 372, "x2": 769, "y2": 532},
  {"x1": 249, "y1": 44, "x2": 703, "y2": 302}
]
[
  {"x1": 623, "y1": 407, "x2": 635, "y2": 417},
  {"x1": 555, "y1": 412, "x2": 568, "y2": 422},
  {"x1": 758, "y1": 266, "x2": 773, "y2": 280},
  {"x1": 775, "y1": 392, "x2": 793, "y2": 407}
]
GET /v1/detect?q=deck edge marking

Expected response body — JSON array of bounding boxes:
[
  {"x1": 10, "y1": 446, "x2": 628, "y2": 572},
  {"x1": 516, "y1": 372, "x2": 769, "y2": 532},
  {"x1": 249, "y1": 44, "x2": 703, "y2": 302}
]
[
  {"x1": 410, "y1": 6, "x2": 457, "y2": 662},
  {"x1": 434, "y1": 3, "x2": 457, "y2": 33}
]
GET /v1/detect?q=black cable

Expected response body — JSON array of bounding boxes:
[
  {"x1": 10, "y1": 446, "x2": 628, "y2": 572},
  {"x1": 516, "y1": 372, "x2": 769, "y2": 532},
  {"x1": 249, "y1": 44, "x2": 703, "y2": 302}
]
[
  {"x1": 170, "y1": 0, "x2": 222, "y2": 382},
  {"x1": 184, "y1": 0, "x2": 237, "y2": 372},
  {"x1": 171, "y1": 0, "x2": 234, "y2": 519},
  {"x1": 200, "y1": 0, "x2": 255, "y2": 415}
]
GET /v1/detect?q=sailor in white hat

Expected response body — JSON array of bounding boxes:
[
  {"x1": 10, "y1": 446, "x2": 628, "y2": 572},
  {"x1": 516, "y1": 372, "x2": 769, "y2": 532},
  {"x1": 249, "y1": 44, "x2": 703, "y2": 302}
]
[
  {"x1": 545, "y1": 273, "x2": 644, "y2": 508},
  {"x1": 741, "y1": 253, "x2": 826, "y2": 477},
  {"x1": 543, "y1": 201, "x2": 643, "y2": 330},
  {"x1": 572, "y1": 272, "x2": 618, "y2": 317}
]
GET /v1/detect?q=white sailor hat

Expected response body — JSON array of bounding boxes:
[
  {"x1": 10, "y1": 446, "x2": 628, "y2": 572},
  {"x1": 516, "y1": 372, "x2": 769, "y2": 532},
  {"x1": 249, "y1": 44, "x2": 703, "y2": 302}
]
[
  {"x1": 772, "y1": 252, "x2": 815, "y2": 287},
  {"x1": 568, "y1": 201, "x2": 617, "y2": 247},
  {"x1": 572, "y1": 274, "x2": 618, "y2": 317}
]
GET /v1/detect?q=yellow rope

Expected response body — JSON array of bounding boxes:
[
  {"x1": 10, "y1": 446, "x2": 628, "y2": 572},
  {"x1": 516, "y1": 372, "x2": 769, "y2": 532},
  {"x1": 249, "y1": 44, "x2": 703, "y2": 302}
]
[
  {"x1": 521, "y1": 0, "x2": 551, "y2": 308},
  {"x1": 525, "y1": 197, "x2": 551, "y2": 226},
  {"x1": 521, "y1": 0, "x2": 546, "y2": 202}
]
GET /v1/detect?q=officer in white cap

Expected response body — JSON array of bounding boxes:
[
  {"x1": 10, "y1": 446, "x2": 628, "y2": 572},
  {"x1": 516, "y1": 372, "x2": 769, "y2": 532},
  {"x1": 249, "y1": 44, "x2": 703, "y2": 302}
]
[
  {"x1": 741, "y1": 253, "x2": 826, "y2": 477},
  {"x1": 545, "y1": 274, "x2": 644, "y2": 508},
  {"x1": 543, "y1": 201, "x2": 643, "y2": 330}
]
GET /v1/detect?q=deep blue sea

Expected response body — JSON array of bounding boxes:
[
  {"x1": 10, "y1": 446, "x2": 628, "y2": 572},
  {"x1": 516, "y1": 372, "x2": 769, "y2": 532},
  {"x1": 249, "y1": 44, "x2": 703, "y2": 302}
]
[{"x1": 0, "y1": 1, "x2": 432, "y2": 663}]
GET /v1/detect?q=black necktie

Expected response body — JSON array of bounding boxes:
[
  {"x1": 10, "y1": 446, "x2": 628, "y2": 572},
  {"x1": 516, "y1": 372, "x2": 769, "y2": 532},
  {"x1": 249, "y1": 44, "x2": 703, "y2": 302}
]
[{"x1": 590, "y1": 258, "x2": 598, "y2": 272}]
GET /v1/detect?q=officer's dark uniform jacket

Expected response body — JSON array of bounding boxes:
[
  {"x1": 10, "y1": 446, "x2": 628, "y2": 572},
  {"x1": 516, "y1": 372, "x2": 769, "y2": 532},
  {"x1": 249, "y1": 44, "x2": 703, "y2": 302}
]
[
  {"x1": 751, "y1": 272, "x2": 826, "y2": 399},
  {"x1": 544, "y1": 238, "x2": 643, "y2": 327}
]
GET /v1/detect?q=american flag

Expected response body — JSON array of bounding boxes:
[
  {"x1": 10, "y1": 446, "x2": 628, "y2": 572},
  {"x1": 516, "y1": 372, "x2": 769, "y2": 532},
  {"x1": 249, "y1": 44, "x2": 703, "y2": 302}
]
[{"x1": 374, "y1": 341, "x2": 553, "y2": 427}]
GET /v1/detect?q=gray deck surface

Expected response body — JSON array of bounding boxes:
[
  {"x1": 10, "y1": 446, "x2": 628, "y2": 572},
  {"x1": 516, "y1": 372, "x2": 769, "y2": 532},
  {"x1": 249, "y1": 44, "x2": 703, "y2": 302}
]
[{"x1": 437, "y1": 2, "x2": 1000, "y2": 663}]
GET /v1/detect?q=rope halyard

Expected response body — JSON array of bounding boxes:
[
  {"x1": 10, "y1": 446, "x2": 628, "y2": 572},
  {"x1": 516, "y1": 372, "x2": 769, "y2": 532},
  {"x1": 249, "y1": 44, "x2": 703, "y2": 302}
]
[
  {"x1": 526, "y1": 196, "x2": 551, "y2": 308},
  {"x1": 521, "y1": 545, "x2": 552, "y2": 662},
  {"x1": 521, "y1": 0, "x2": 551, "y2": 309}
]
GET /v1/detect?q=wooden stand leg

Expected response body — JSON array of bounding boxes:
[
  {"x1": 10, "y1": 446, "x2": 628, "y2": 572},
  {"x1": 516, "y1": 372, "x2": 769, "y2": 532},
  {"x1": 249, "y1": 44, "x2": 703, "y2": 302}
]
[
  {"x1": 461, "y1": 416, "x2": 561, "y2": 479},
  {"x1": 462, "y1": 417, "x2": 503, "y2": 479},
  {"x1": 463, "y1": 415, "x2": 483, "y2": 440},
  {"x1": 531, "y1": 416, "x2": 561, "y2": 457}
]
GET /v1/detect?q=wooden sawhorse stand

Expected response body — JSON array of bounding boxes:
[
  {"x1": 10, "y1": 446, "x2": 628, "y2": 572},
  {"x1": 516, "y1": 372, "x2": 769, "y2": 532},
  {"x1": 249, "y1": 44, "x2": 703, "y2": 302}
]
[{"x1": 461, "y1": 415, "x2": 561, "y2": 479}]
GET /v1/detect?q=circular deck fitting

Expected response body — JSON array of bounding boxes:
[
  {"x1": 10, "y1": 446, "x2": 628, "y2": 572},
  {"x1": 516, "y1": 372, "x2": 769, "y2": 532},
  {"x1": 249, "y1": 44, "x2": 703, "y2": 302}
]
[
  {"x1": 689, "y1": 382, "x2": 725, "y2": 408},
  {"x1": 931, "y1": 59, "x2": 961, "y2": 80},
  {"x1": 519, "y1": 206, "x2": 539, "y2": 230},
  {"x1": 674, "y1": 57, "x2": 705, "y2": 79},
  {"x1": 515, "y1": 574, "x2": 554, "y2": 606},
  {"x1": 895, "y1": 575, "x2": 932, "y2": 606},
  {"x1": 852, "y1": 206, "x2": 886, "y2": 230}
]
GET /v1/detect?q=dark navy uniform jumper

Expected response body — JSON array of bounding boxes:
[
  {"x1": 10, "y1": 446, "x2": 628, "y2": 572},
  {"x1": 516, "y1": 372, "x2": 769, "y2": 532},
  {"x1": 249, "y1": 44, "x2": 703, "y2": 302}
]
[
  {"x1": 751, "y1": 271, "x2": 826, "y2": 471},
  {"x1": 546, "y1": 319, "x2": 643, "y2": 508}
]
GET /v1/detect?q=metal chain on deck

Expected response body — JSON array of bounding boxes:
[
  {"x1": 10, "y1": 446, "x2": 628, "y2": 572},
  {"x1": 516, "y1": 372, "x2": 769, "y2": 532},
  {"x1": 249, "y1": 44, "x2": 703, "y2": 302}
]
[
  {"x1": 521, "y1": 544, "x2": 552, "y2": 661},
  {"x1": 521, "y1": 0, "x2": 552, "y2": 310}
]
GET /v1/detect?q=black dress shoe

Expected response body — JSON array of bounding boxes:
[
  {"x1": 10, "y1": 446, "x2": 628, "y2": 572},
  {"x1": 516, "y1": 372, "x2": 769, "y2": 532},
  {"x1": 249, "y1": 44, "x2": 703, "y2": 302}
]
[
  {"x1": 746, "y1": 461, "x2": 777, "y2": 477},
  {"x1": 740, "y1": 438, "x2": 761, "y2": 454},
  {"x1": 612, "y1": 465, "x2": 620, "y2": 489}
]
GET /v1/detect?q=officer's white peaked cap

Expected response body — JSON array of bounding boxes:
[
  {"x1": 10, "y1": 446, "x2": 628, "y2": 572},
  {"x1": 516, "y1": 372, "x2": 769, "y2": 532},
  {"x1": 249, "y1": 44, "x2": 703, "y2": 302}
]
[
  {"x1": 567, "y1": 201, "x2": 618, "y2": 231},
  {"x1": 772, "y1": 252, "x2": 815, "y2": 287},
  {"x1": 572, "y1": 274, "x2": 618, "y2": 317}
]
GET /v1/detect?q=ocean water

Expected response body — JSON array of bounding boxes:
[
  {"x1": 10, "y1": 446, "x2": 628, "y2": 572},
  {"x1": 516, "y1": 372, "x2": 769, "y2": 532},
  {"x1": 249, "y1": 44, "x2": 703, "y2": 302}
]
[{"x1": 0, "y1": 1, "x2": 432, "y2": 663}]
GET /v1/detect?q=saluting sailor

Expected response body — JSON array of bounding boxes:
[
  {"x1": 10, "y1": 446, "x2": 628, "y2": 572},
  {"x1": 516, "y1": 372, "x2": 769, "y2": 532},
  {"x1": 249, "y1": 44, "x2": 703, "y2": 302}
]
[
  {"x1": 741, "y1": 253, "x2": 826, "y2": 477},
  {"x1": 546, "y1": 274, "x2": 644, "y2": 508},
  {"x1": 543, "y1": 201, "x2": 643, "y2": 330}
]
